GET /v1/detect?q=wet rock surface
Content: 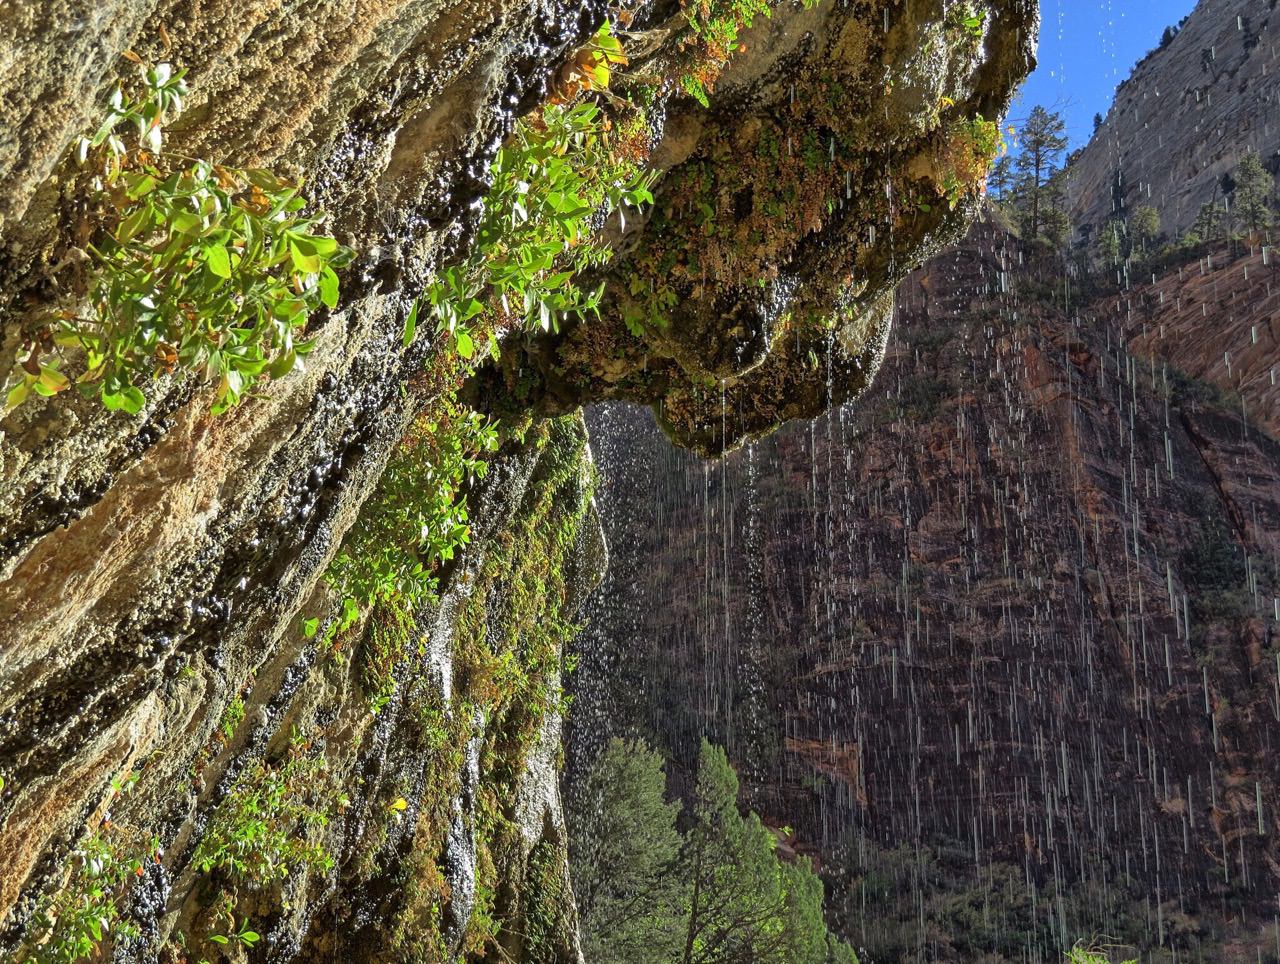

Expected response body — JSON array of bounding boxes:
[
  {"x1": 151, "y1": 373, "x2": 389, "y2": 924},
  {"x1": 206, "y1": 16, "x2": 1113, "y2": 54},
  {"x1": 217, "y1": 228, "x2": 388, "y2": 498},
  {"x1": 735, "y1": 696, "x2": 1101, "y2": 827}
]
[{"x1": 472, "y1": 0, "x2": 1038, "y2": 455}]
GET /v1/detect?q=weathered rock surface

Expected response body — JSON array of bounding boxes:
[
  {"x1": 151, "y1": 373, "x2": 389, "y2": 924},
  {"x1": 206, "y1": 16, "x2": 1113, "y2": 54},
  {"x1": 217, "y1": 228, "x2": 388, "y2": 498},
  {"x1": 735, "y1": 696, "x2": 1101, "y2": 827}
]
[
  {"x1": 1099, "y1": 241, "x2": 1280, "y2": 438},
  {"x1": 0, "y1": 0, "x2": 1032, "y2": 958},
  {"x1": 1068, "y1": 0, "x2": 1280, "y2": 239},
  {"x1": 474, "y1": 0, "x2": 1038, "y2": 455}
]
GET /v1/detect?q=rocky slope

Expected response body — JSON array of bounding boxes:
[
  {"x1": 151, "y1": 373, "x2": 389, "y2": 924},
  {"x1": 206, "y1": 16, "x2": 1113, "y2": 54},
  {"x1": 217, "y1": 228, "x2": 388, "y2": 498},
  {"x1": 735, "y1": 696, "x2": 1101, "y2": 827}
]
[
  {"x1": 572, "y1": 219, "x2": 1280, "y2": 961},
  {"x1": 1099, "y1": 241, "x2": 1279, "y2": 438},
  {"x1": 0, "y1": 0, "x2": 1034, "y2": 960},
  {"x1": 1067, "y1": 0, "x2": 1280, "y2": 239}
]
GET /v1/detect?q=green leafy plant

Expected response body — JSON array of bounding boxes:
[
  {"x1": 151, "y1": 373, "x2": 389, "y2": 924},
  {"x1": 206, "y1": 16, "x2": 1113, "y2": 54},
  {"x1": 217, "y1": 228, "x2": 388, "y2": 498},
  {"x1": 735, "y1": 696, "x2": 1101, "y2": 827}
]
[
  {"x1": 4, "y1": 62, "x2": 352, "y2": 415},
  {"x1": 938, "y1": 113, "x2": 1006, "y2": 209},
  {"x1": 678, "y1": 0, "x2": 819, "y2": 105},
  {"x1": 209, "y1": 917, "x2": 260, "y2": 949},
  {"x1": 324, "y1": 401, "x2": 499, "y2": 640},
  {"x1": 948, "y1": 4, "x2": 987, "y2": 41},
  {"x1": 411, "y1": 100, "x2": 654, "y2": 355},
  {"x1": 1065, "y1": 942, "x2": 1137, "y2": 964},
  {"x1": 19, "y1": 773, "x2": 157, "y2": 964},
  {"x1": 219, "y1": 695, "x2": 246, "y2": 742},
  {"x1": 192, "y1": 733, "x2": 341, "y2": 885}
]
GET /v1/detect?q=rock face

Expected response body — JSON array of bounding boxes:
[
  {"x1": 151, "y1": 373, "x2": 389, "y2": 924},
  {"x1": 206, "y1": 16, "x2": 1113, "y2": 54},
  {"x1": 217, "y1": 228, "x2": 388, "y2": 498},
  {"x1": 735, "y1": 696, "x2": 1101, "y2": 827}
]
[
  {"x1": 0, "y1": 0, "x2": 1032, "y2": 959},
  {"x1": 473, "y1": 0, "x2": 1038, "y2": 455},
  {"x1": 573, "y1": 220, "x2": 1280, "y2": 960},
  {"x1": 1098, "y1": 242, "x2": 1280, "y2": 439},
  {"x1": 1067, "y1": 0, "x2": 1280, "y2": 239}
]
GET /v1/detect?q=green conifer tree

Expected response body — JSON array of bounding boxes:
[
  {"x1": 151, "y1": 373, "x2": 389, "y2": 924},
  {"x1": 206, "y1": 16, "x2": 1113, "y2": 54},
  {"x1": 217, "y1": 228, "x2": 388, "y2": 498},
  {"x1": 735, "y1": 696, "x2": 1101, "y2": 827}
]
[
  {"x1": 1014, "y1": 105, "x2": 1069, "y2": 240},
  {"x1": 1232, "y1": 149, "x2": 1274, "y2": 236}
]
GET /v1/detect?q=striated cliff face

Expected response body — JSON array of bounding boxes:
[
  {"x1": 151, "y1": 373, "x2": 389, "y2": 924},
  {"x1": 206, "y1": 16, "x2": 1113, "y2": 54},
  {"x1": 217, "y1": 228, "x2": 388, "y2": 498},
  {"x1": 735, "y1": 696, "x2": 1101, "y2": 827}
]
[
  {"x1": 1067, "y1": 0, "x2": 1280, "y2": 239},
  {"x1": 0, "y1": 0, "x2": 1034, "y2": 960},
  {"x1": 1097, "y1": 241, "x2": 1280, "y2": 439},
  {"x1": 573, "y1": 220, "x2": 1280, "y2": 960}
]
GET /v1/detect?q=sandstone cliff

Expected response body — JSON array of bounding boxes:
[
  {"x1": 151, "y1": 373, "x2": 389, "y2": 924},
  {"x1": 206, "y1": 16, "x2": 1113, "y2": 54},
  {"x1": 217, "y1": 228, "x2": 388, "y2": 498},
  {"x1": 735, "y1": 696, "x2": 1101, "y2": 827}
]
[
  {"x1": 1067, "y1": 0, "x2": 1280, "y2": 239},
  {"x1": 0, "y1": 1, "x2": 1033, "y2": 960},
  {"x1": 573, "y1": 219, "x2": 1280, "y2": 961}
]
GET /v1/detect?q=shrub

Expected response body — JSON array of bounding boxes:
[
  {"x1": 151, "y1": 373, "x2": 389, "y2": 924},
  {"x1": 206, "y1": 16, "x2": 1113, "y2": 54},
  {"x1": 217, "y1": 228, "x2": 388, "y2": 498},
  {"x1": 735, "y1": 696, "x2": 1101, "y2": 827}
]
[
  {"x1": 323, "y1": 401, "x2": 498, "y2": 639},
  {"x1": 19, "y1": 774, "x2": 157, "y2": 964},
  {"x1": 411, "y1": 98, "x2": 654, "y2": 357},
  {"x1": 4, "y1": 62, "x2": 351, "y2": 416},
  {"x1": 192, "y1": 734, "x2": 342, "y2": 885}
]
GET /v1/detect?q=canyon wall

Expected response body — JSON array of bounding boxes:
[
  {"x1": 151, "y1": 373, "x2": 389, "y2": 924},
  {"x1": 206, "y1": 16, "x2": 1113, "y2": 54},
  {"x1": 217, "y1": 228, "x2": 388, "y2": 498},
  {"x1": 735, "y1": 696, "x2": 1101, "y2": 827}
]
[
  {"x1": 1068, "y1": 0, "x2": 1280, "y2": 239},
  {"x1": 574, "y1": 221, "x2": 1280, "y2": 961},
  {"x1": 0, "y1": 0, "x2": 1033, "y2": 959}
]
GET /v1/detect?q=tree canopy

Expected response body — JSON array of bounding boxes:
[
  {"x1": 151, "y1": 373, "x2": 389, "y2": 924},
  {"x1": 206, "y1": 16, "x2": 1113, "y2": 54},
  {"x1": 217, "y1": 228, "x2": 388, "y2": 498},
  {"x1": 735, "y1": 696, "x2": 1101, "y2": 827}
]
[{"x1": 569, "y1": 737, "x2": 858, "y2": 964}]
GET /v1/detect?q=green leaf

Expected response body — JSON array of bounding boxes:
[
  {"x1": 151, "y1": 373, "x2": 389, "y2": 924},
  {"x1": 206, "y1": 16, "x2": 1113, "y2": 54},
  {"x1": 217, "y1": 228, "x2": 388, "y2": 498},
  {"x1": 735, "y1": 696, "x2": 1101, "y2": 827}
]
[
  {"x1": 103, "y1": 385, "x2": 146, "y2": 415},
  {"x1": 318, "y1": 266, "x2": 339, "y2": 309},
  {"x1": 117, "y1": 204, "x2": 154, "y2": 243},
  {"x1": 267, "y1": 351, "x2": 297, "y2": 379},
  {"x1": 401, "y1": 299, "x2": 419, "y2": 347},
  {"x1": 123, "y1": 172, "x2": 158, "y2": 200},
  {"x1": 302, "y1": 617, "x2": 319, "y2": 639},
  {"x1": 203, "y1": 243, "x2": 232, "y2": 278},
  {"x1": 454, "y1": 330, "x2": 474, "y2": 359},
  {"x1": 299, "y1": 233, "x2": 339, "y2": 256},
  {"x1": 170, "y1": 209, "x2": 203, "y2": 234},
  {"x1": 210, "y1": 935, "x2": 229, "y2": 945},
  {"x1": 289, "y1": 242, "x2": 321, "y2": 274},
  {"x1": 37, "y1": 366, "x2": 69, "y2": 393}
]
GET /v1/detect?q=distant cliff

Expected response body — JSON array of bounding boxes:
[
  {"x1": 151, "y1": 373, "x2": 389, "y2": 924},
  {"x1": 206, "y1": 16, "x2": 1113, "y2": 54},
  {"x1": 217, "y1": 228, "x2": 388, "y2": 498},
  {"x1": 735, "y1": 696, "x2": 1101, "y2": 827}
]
[
  {"x1": 1068, "y1": 0, "x2": 1280, "y2": 239},
  {"x1": 574, "y1": 219, "x2": 1280, "y2": 960}
]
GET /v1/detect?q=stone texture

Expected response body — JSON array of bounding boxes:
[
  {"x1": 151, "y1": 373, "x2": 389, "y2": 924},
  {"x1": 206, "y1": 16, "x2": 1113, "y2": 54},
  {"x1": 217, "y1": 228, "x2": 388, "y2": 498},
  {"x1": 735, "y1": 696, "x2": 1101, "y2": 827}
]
[
  {"x1": 1099, "y1": 241, "x2": 1280, "y2": 438},
  {"x1": 1067, "y1": 0, "x2": 1280, "y2": 240},
  {"x1": 474, "y1": 0, "x2": 1038, "y2": 455},
  {"x1": 0, "y1": 0, "x2": 1032, "y2": 957}
]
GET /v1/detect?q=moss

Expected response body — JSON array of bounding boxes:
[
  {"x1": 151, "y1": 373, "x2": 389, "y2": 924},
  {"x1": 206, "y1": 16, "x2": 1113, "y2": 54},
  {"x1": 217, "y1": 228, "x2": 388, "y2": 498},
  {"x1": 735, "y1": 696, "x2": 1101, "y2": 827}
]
[
  {"x1": 453, "y1": 415, "x2": 594, "y2": 961},
  {"x1": 360, "y1": 598, "x2": 418, "y2": 714},
  {"x1": 361, "y1": 415, "x2": 593, "y2": 961},
  {"x1": 218, "y1": 696, "x2": 246, "y2": 743},
  {"x1": 519, "y1": 835, "x2": 577, "y2": 963}
]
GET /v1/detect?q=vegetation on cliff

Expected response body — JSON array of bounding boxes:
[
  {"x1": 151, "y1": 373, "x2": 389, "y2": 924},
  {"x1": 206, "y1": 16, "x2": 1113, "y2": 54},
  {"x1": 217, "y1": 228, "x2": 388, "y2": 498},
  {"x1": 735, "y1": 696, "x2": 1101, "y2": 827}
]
[{"x1": 0, "y1": 0, "x2": 1034, "y2": 960}]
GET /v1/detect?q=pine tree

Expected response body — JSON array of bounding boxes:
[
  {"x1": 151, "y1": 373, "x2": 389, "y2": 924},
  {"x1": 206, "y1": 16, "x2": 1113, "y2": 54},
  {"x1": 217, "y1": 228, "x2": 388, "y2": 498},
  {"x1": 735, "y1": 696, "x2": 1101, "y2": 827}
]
[
  {"x1": 1232, "y1": 149, "x2": 1273, "y2": 236},
  {"x1": 679, "y1": 740, "x2": 857, "y2": 964},
  {"x1": 1130, "y1": 205, "x2": 1161, "y2": 253},
  {"x1": 572, "y1": 738, "x2": 857, "y2": 963},
  {"x1": 569, "y1": 738, "x2": 684, "y2": 963},
  {"x1": 1014, "y1": 105, "x2": 1069, "y2": 240},
  {"x1": 1188, "y1": 200, "x2": 1225, "y2": 245},
  {"x1": 987, "y1": 155, "x2": 1015, "y2": 201},
  {"x1": 1097, "y1": 218, "x2": 1124, "y2": 266},
  {"x1": 1039, "y1": 168, "x2": 1072, "y2": 249}
]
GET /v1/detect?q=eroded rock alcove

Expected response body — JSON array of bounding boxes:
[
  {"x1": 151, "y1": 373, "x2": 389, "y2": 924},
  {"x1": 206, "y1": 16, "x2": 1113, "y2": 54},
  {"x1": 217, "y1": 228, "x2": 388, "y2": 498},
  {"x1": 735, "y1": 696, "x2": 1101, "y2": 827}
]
[{"x1": 0, "y1": 1, "x2": 1033, "y2": 959}]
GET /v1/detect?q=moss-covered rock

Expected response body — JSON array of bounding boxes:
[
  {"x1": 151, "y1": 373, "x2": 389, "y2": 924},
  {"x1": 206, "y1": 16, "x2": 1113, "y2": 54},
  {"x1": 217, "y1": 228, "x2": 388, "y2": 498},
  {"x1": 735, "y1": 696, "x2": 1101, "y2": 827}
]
[
  {"x1": 475, "y1": 0, "x2": 1036, "y2": 454},
  {"x1": 0, "y1": 0, "x2": 1033, "y2": 958}
]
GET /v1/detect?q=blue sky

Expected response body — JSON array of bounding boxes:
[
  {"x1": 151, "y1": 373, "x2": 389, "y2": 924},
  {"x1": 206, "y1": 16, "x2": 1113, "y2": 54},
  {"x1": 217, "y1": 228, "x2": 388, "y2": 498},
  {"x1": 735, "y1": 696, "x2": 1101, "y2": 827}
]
[{"x1": 1015, "y1": 0, "x2": 1200, "y2": 147}]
